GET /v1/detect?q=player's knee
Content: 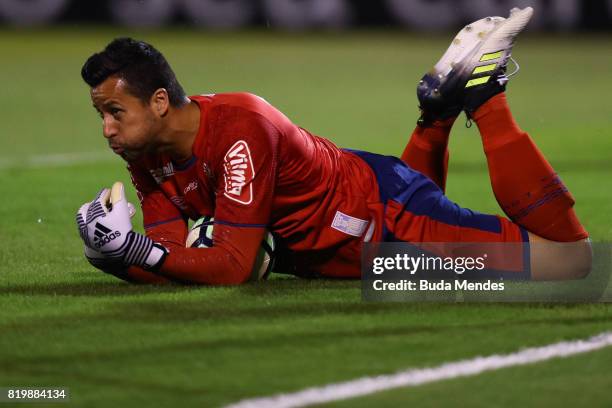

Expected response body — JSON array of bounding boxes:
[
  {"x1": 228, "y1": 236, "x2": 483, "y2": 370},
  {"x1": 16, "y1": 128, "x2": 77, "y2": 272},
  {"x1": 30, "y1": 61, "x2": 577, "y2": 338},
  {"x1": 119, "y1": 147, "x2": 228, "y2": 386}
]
[
  {"x1": 556, "y1": 240, "x2": 592, "y2": 280},
  {"x1": 574, "y1": 239, "x2": 593, "y2": 279},
  {"x1": 529, "y1": 235, "x2": 592, "y2": 280}
]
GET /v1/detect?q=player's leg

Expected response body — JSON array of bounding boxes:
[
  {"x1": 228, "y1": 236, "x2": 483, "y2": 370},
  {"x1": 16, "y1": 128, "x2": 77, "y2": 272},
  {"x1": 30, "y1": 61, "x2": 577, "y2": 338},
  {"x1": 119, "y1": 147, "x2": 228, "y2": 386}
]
[
  {"x1": 528, "y1": 232, "x2": 591, "y2": 280},
  {"x1": 401, "y1": 119, "x2": 454, "y2": 192},
  {"x1": 469, "y1": 93, "x2": 587, "y2": 242},
  {"x1": 468, "y1": 92, "x2": 591, "y2": 278},
  {"x1": 382, "y1": 169, "x2": 590, "y2": 281},
  {"x1": 400, "y1": 18, "x2": 475, "y2": 191},
  {"x1": 447, "y1": 8, "x2": 588, "y2": 242},
  {"x1": 402, "y1": 9, "x2": 521, "y2": 192},
  {"x1": 410, "y1": 7, "x2": 589, "y2": 278},
  {"x1": 356, "y1": 145, "x2": 590, "y2": 280}
]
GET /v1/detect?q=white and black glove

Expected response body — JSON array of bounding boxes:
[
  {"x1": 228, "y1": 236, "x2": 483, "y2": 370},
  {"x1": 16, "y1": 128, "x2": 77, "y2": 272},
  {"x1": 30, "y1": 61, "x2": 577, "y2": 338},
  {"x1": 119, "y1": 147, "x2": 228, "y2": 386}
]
[
  {"x1": 76, "y1": 197, "x2": 132, "y2": 274},
  {"x1": 83, "y1": 245, "x2": 128, "y2": 275},
  {"x1": 76, "y1": 182, "x2": 167, "y2": 271}
]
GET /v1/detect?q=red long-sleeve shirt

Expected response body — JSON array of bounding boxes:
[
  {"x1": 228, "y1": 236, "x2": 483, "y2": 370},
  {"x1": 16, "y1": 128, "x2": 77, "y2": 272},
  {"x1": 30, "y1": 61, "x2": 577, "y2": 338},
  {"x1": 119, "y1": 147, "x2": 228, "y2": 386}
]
[{"x1": 127, "y1": 93, "x2": 381, "y2": 284}]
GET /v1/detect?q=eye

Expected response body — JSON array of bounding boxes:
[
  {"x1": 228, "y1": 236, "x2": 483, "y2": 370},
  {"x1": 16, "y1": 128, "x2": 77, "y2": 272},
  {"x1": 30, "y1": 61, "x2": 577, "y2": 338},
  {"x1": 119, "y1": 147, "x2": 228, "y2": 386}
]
[{"x1": 110, "y1": 108, "x2": 123, "y2": 117}]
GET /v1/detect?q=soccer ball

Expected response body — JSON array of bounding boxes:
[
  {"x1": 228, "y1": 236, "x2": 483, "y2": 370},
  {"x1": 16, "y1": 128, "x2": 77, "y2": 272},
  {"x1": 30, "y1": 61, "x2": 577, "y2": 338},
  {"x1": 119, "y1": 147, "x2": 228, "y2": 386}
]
[{"x1": 185, "y1": 216, "x2": 275, "y2": 281}]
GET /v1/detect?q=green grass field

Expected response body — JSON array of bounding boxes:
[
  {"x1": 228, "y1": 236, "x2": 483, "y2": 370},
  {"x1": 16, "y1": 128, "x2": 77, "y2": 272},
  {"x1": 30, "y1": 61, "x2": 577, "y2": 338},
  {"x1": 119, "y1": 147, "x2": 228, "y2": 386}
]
[{"x1": 0, "y1": 28, "x2": 611, "y2": 407}]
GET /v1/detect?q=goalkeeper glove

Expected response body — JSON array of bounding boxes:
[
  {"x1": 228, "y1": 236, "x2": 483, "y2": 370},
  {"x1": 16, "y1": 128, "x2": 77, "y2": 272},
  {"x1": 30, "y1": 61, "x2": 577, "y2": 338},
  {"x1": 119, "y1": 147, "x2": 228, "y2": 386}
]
[
  {"x1": 76, "y1": 182, "x2": 167, "y2": 271},
  {"x1": 76, "y1": 199, "x2": 131, "y2": 275}
]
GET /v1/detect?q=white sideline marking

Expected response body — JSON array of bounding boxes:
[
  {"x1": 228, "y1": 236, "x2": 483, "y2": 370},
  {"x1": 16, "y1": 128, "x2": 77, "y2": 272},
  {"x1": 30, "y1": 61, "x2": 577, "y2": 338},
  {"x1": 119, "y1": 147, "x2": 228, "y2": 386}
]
[
  {"x1": 226, "y1": 332, "x2": 612, "y2": 408},
  {"x1": 0, "y1": 151, "x2": 114, "y2": 170}
]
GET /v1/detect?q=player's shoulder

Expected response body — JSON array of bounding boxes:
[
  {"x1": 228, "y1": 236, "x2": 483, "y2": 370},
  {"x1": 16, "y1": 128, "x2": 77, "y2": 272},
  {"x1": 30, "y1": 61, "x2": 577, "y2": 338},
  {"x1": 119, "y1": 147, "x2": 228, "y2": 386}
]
[
  {"x1": 193, "y1": 92, "x2": 292, "y2": 131},
  {"x1": 190, "y1": 92, "x2": 270, "y2": 112},
  {"x1": 210, "y1": 92, "x2": 270, "y2": 109}
]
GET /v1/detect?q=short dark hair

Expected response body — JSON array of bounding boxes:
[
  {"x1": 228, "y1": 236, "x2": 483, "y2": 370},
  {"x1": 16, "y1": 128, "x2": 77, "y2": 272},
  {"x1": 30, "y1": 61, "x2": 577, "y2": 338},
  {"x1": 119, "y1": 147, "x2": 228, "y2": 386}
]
[{"x1": 81, "y1": 38, "x2": 187, "y2": 107}]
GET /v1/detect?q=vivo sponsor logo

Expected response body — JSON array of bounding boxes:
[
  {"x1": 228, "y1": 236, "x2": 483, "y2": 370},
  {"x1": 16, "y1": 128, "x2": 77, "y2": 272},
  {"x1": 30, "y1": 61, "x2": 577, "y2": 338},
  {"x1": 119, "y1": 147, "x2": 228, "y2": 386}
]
[
  {"x1": 149, "y1": 162, "x2": 175, "y2": 184},
  {"x1": 223, "y1": 140, "x2": 255, "y2": 205}
]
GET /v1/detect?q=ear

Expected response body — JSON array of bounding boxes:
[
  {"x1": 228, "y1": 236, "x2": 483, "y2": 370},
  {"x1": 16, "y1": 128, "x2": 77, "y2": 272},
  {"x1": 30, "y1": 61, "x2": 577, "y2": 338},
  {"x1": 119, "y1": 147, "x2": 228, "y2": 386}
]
[{"x1": 150, "y1": 88, "x2": 170, "y2": 117}]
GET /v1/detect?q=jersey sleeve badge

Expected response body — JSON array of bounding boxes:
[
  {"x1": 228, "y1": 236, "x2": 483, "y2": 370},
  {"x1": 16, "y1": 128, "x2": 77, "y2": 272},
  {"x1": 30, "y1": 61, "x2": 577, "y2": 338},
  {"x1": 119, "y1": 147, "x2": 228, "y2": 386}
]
[{"x1": 223, "y1": 140, "x2": 255, "y2": 205}]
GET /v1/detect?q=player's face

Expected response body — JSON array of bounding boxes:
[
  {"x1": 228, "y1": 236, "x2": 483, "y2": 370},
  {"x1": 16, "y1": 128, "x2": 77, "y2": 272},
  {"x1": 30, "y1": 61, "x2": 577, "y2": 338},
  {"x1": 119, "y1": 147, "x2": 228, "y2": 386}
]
[{"x1": 90, "y1": 77, "x2": 161, "y2": 161}]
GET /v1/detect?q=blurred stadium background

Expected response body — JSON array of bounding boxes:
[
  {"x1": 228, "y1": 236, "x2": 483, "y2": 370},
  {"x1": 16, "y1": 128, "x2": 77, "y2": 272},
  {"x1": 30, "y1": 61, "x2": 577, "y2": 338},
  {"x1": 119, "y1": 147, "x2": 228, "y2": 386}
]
[
  {"x1": 0, "y1": 0, "x2": 612, "y2": 29},
  {"x1": 1, "y1": 1, "x2": 611, "y2": 407}
]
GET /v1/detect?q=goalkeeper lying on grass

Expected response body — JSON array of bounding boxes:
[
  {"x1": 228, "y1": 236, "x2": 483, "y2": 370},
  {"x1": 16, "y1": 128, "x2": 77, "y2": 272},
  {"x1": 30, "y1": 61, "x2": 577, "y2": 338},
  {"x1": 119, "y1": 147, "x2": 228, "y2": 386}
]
[{"x1": 76, "y1": 7, "x2": 591, "y2": 285}]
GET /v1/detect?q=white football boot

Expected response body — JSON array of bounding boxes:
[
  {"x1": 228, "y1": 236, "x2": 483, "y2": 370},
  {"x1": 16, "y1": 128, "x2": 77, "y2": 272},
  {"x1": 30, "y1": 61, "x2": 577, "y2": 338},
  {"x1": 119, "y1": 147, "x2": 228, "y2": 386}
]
[{"x1": 417, "y1": 7, "x2": 534, "y2": 125}]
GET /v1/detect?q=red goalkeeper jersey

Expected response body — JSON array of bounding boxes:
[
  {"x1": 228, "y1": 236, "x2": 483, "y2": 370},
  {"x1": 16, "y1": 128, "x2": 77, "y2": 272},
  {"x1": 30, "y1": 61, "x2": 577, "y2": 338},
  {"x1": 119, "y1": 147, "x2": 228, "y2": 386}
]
[{"x1": 128, "y1": 93, "x2": 381, "y2": 284}]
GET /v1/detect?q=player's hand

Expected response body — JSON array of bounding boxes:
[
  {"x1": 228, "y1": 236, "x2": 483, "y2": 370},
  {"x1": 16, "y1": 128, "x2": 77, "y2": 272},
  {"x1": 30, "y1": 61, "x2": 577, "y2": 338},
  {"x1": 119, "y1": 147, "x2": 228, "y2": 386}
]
[
  {"x1": 76, "y1": 189, "x2": 144, "y2": 273},
  {"x1": 76, "y1": 187, "x2": 110, "y2": 248},
  {"x1": 76, "y1": 188, "x2": 136, "y2": 237},
  {"x1": 84, "y1": 245, "x2": 127, "y2": 274},
  {"x1": 76, "y1": 199, "x2": 130, "y2": 275},
  {"x1": 76, "y1": 187, "x2": 134, "y2": 252},
  {"x1": 78, "y1": 182, "x2": 167, "y2": 271}
]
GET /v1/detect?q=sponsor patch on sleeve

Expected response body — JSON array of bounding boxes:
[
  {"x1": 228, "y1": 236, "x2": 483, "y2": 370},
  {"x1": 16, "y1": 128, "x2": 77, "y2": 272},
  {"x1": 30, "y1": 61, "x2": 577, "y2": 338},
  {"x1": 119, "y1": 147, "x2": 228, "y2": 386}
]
[
  {"x1": 331, "y1": 211, "x2": 369, "y2": 237},
  {"x1": 223, "y1": 140, "x2": 255, "y2": 205}
]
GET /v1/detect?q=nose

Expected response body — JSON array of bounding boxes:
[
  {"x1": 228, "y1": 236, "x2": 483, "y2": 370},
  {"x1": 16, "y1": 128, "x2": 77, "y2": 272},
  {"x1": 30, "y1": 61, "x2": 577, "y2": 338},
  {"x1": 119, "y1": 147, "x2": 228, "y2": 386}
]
[{"x1": 102, "y1": 115, "x2": 118, "y2": 139}]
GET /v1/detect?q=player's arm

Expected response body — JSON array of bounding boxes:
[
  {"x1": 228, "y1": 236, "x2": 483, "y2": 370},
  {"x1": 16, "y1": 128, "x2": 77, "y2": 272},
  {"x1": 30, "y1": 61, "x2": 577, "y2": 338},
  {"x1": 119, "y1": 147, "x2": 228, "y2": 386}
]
[
  {"x1": 78, "y1": 200, "x2": 173, "y2": 284},
  {"x1": 78, "y1": 105, "x2": 279, "y2": 285},
  {"x1": 156, "y1": 224, "x2": 267, "y2": 284},
  {"x1": 78, "y1": 162, "x2": 270, "y2": 285},
  {"x1": 118, "y1": 161, "x2": 190, "y2": 283},
  {"x1": 118, "y1": 192, "x2": 187, "y2": 284},
  {"x1": 121, "y1": 192, "x2": 267, "y2": 285},
  {"x1": 153, "y1": 106, "x2": 279, "y2": 284},
  {"x1": 76, "y1": 160, "x2": 187, "y2": 284}
]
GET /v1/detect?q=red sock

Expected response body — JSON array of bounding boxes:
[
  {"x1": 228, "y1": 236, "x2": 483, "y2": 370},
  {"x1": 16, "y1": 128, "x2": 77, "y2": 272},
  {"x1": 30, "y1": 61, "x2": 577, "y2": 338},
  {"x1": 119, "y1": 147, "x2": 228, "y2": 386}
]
[
  {"x1": 401, "y1": 117, "x2": 455, "y2": 192},
  {"x1": 473, "y1": 93, "x2": 588, "y2": 242}
]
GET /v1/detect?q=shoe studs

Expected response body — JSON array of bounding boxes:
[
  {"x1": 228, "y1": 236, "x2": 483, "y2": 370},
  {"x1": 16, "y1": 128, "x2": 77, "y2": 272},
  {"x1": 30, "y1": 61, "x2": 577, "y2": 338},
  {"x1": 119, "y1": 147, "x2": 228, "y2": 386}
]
[{"x1": 496, "y1": 74, "x2": 509, "y2": 86}]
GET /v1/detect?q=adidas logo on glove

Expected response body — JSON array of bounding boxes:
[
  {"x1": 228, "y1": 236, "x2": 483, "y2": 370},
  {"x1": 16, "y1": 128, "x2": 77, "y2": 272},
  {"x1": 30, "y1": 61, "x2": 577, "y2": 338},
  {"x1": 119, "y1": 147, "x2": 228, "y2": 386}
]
[{"x1": 93, "y1": 222, "x2": 121, "y2": 249}]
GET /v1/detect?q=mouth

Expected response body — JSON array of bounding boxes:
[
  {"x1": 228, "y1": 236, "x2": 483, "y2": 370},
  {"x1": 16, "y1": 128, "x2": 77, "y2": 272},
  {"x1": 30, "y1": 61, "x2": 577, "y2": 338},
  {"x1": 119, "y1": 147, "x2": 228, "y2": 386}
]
[{"x1": 109, "y1": 144, "x2": 124, "y2": 154}]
